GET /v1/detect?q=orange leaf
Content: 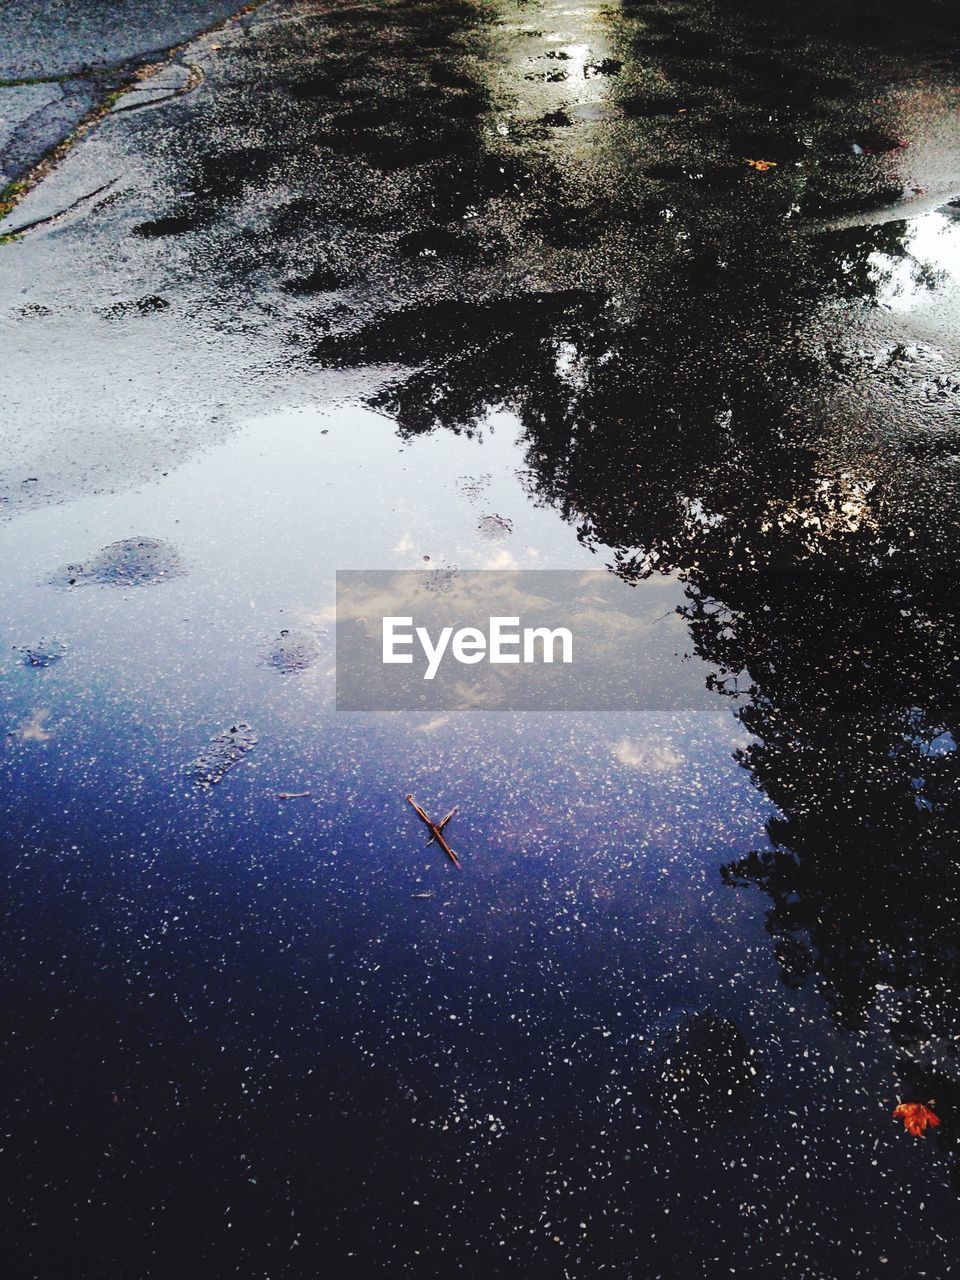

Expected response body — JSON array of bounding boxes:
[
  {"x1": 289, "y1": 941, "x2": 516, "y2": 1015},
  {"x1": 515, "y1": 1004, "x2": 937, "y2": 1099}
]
[
  {"x1": 746, "y1": 159, "x2": 777, "y2": 172},
  {"x1": 893, "y1": 1102, "x2": 940, "y2": 1136}
]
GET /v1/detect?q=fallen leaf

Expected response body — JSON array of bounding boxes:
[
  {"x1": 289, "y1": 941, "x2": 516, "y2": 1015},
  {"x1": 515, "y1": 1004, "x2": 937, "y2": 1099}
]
[
  {"x1": 893, "y1": 1101, "x2": 940, "y2": 1136},
  {"x1": 746, "y1": 159, "x2": 777, "y2": 172}
]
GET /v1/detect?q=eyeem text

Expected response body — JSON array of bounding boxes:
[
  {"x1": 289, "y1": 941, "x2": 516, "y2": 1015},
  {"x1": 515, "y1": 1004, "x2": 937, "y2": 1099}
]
[{"x1": 382, "y1": 616, "x2": 574, "y2": 680}]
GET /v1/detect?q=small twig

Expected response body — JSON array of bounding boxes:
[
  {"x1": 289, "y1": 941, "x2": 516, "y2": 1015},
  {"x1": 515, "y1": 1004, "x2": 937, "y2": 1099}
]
[
  {"x1": 427, "y1": 806, "x2": 457, "y2": 845},
  {"x1": 277, "y1": 791, "x2": 311, "y2": 800},
  {"x1": 406, "y1": 794, "x2": 461, "y2": 868}
]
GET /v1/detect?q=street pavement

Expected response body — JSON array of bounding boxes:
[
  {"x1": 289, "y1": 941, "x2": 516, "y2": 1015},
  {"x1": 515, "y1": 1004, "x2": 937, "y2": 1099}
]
[
  {"x1": 0, "y1": 1, "x2": 247, "y2": 184},
  {"x1": 2, "y1": 3, "x2": 960, "y2": 1275}
]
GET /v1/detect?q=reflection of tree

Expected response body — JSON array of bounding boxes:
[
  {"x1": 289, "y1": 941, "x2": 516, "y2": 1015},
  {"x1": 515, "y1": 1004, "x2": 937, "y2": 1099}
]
[
  {"x1": 704, "y1": 489, "x2": 960, "y2": 1167},
  {"x1": 332, "y1": 268, "x2": 960, "y2": 1173},
  {"x1": 165, "y1": 0, "x2": 960, "y2": 1205},
  {"x1": 304, "y1": 0, "x2": 960, "y2": 1184},
  {"x1": 321, "y1": 247, "x2": 960, "y2": 1179},
  {"x1": 133, "y1": 0, "x2": 513, "y2": 290}
]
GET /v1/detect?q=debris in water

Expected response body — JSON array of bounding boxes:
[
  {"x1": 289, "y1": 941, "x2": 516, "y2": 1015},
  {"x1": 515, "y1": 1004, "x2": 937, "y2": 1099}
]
[
  {"x1": 477, "y1": 513, "x2": 514, "y2": 542},
  {"x1": 745, "y1": 159, "x2": 777, "y2": 171},
  {"x1": 457, "y1": 473, "x2": 492, "y2": 504},
  {"x1": 193, "y1": 723, "x2": 257, "y2": 786},
  {"x1": 277, "y1": 791, "x2": 311, "y2": 800},
  {"x1": 14, "y1": 639, "x2": 66, "y2": 668},
  {"x1": 54, "y1": 537, "x2": 186, "y2": 588},
  {"x1": 421, "y1": 567, "x2": 459, "y2": 594},
  {"x1": 98, "y1": 295, "x2": 170, "y2": 319},
  {"x1": 648, "y1": 1008, "x2": 758, "y2": 1122},
  {"x1": 406, "y1": 795, "x2": 461, "y2": 868},
  {"x1": 259, "y1": 629, "x2": 321, "y2": 674},
  {"x1": 893, "y1": 1101, "x2": 940, "y2": 1136}
]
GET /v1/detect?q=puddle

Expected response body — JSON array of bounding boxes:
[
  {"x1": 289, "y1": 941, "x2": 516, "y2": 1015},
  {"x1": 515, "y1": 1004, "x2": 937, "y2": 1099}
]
[{"x1": 3, "y1": 0, "x2": 960, "y2": 1271}]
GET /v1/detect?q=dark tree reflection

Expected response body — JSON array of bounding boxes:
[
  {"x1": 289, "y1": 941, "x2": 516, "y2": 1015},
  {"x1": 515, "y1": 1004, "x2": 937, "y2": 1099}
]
[{"x1": 302, "y1": 0, "x2": 960, "y2": 1182}]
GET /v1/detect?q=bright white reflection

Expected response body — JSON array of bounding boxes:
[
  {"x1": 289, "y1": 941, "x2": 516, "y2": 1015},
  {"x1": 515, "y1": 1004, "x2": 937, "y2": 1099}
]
[
  {"x1": 489, "y1": 0, "x2": 618, "y2": 131},
  {"x1": 870, "y1": 209, "x2": 960, "y2": 312}
]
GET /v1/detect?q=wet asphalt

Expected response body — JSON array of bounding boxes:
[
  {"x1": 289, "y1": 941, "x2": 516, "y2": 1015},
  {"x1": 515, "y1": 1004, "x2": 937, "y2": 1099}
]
[
  {"x1": 2, "y1": 0, "x2": 960, "y2": 1277},
  {"x1": 0, "y1": 1, "x2": 248, "y2": 185}
]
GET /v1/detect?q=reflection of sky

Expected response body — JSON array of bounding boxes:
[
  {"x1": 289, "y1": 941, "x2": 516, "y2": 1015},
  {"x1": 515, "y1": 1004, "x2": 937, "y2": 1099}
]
[
  {"x1": 0, "y1": 402, "x2": 727, "y2": 725},
  {"x1": 491, "y1": 0, "x2": 617, "y2": 133},
  {"x1": 870, "y1": 208, "x2": 960, "y2": 313},
  {"x1": 3, "y1": 400, "x2": 960, "y2": 1273}
]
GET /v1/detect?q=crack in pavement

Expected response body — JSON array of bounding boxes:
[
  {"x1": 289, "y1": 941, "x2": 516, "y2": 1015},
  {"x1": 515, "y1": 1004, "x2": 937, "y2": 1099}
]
[
  {"x1": 108, "y1": 62, "x2": 204, "y2": 115},
  {"x1": 0, "y1": 0, "x2": 267, "y2": 219},
  {"x1": 1, "y1": 176, "x2": 120, "y2": 238}
]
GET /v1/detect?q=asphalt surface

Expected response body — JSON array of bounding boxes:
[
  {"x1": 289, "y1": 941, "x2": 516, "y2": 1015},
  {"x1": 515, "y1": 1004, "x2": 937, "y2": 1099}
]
[
  {"x1": 2, "y1": 1, "x2": 960, "y2": 1276},
  {"x1": 0, "y1": 1, "x2": 248, "y2": 184},
  {"x1": 3, "y1": 0, "x2": 959, "y2": 513}
]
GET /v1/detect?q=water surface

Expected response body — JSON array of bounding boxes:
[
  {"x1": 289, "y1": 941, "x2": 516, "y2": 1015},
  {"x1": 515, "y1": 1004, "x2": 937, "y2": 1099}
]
[{"x1": 3, "y1": 0, "x2": 960, "y2": 1274}]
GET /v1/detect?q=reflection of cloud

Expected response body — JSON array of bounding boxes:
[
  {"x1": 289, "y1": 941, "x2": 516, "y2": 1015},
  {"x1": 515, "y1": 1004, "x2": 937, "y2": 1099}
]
[
  {"x1": 449, "y1": 678, "x2": 504, "y2": 708},
  {"x1": 13, "y1": 708, "x2": 55, "y2": 743},
  {"x1": 336, "y1": 570, "x2": 686, "y2": 651},
  {"x1": 332, "y1": 568, "x2": 731, "y2": 711},
  {"x1": 308, "y1": 602, "x2": 337, "y2": 626},
  {"x1": 333, "y1": 569, "x2": 714, "y2": 710},
  {"x1": 414, "y1": 714, "x2": 451, "y2": 733},
  {"x1": 481, "y1": 548, "x2": 520, "y2": 570},
  {"x1": 613, "y1": 736, "x2": 683, "y2": 772}
]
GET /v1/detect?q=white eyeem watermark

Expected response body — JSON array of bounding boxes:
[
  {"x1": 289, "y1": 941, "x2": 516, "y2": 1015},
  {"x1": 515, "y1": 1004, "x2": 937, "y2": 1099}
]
[{"x1": 382, "y1": 616, "x2": 573, "y2": 680}]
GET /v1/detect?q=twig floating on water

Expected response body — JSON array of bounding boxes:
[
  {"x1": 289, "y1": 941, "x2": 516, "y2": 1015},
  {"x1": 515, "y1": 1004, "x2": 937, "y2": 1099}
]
[
  {"x1": 277, "y1": 791, "x2": 312, "y2": 800},
  {"x1": 406, "y1": 794, "x2": 462, "y2": 868},
  {"x1": 427, "y1": 807, "x2": 457, "y2": 846}
]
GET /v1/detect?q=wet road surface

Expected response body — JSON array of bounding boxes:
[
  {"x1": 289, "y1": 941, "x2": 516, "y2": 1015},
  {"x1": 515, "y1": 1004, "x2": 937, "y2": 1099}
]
[
  {"x1": 2, "y1": 0, "x2": 960, "y2": 1276},
  {"x1": 0, "y1": 1, "x2": 250, "y2": 186}
]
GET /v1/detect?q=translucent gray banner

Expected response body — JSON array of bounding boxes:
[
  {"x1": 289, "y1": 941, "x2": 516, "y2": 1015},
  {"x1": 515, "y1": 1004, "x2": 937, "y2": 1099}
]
[{"x1": 335, "y1": 570, "x2": 728, "y2": 711}]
